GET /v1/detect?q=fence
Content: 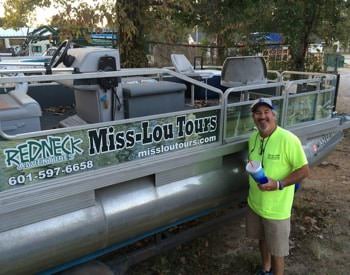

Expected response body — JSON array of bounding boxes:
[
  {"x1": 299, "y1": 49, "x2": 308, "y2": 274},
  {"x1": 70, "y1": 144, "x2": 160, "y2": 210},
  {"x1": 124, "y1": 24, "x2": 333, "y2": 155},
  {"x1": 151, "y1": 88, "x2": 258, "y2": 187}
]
[{"x1": 147, "y1": 41, "x2": 330, "y2": 72}]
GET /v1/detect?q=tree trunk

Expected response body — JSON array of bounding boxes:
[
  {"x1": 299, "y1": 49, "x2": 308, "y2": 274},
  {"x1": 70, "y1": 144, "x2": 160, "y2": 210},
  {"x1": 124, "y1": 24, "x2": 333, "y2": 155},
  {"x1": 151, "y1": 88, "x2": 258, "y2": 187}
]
[
  {"x1": 292, "y1": 39, "x2": 309, "y2": 71},
  {"x1": 291, "y1": 2, "x2": 319, "y2": 71},
  {"x1": 216, "y1": 34, "x2": 225, "y2": 66},
  {"x1": 117, "y1": 0, "x2": 148, "y2": 68}
]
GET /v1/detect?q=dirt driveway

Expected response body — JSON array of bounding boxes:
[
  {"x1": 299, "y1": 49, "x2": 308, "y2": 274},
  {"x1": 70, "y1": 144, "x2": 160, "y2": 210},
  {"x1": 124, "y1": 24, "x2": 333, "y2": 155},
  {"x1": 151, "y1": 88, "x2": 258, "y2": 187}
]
[
  {"x1": 127, "y1": 72, "x2": 350, "y2": 275},
  {"x1": 127, "y1": 129, "x2": 349, "y2": 275},
  {"x1": 337, "y1": 67, "x2": 350, "y2": 114}
]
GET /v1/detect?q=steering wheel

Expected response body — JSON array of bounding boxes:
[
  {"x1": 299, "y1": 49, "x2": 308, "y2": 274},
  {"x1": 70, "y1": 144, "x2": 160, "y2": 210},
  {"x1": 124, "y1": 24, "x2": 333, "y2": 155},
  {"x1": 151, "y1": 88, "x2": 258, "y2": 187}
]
[{"x1": 49, "y1": 40, "x2": 71, "y2": 68}]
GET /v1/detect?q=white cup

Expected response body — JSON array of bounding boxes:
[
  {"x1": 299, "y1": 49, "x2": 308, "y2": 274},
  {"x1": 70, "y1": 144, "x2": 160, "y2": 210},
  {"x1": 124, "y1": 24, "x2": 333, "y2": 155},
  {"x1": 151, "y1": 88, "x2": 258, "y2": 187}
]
[{"x1": 246, "y1": 160, "x2": 268, "y2": 184}]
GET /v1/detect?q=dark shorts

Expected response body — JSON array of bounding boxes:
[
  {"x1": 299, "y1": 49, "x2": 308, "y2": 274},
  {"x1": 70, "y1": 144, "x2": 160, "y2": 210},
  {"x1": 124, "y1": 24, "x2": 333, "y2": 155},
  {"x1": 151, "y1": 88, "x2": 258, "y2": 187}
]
[{"x1": 246, "y1": 206, "x2": 290, "y2": 256}]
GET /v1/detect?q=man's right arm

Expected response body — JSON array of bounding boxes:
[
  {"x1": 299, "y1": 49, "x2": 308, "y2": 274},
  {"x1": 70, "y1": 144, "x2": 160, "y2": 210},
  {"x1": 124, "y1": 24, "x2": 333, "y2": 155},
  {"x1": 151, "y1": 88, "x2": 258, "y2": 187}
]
[{"x1": 278, "y1": 164, "x2": 310, "y2": 189}]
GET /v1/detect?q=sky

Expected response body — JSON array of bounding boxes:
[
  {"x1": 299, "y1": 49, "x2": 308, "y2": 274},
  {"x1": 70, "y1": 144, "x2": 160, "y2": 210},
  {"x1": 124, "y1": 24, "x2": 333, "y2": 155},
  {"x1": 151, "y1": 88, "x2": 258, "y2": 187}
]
[
  {"x1": 0, "y1": 0, "x2": 97, "y2": 27},
  {"x1": 0, "y1": 0, "x2": 4, "y2": 17},
  {"x1": 0, "y1": 1, "x2": 56, "y2": 26}
]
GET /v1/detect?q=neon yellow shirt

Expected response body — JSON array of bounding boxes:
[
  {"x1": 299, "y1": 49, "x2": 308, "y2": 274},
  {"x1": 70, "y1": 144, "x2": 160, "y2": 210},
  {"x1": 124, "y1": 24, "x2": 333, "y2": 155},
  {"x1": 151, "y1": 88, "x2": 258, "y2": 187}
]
[{"x1": 247, "y1": 126, "x2": 308, "y2": 220}]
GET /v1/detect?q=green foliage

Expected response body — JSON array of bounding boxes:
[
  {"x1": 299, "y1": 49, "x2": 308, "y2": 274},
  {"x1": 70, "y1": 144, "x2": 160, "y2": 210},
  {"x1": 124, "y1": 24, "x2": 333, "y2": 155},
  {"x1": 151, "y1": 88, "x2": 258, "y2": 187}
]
[
  {"x1": 2, "y1": 0, "x2": 350, "y2": 70},
  {"x1": 317, "y1": 0, "x2": 350, "y2": 47},
  {"x1": 186, "y1": 0, "x2": 251, "y2": 64},
  {"x1": 111, "y1": 0, "x2": 194, "y2": 67},
  {"x1": 47, "y1": 1, "x2": 102, "y2": 43},
  {"x1": 2, "y1": 0, "x2": 51, "y2": 28},
  {"x1": 250, "y1": 0, "x2": 350, "y2": 70},
  {"x1": 304, "y1": 55, "x2": 323, "y2": 72},
  {"x1": 113, "y1": 0, "x2": 149, "y2": 68}
]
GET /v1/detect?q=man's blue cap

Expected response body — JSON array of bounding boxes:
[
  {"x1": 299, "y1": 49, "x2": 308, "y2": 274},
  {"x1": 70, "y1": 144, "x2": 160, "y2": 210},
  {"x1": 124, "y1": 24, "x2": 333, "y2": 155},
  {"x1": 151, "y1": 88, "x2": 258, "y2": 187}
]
[{"x1": 251, "y1": 98, "x2": 274, "y2": 112}]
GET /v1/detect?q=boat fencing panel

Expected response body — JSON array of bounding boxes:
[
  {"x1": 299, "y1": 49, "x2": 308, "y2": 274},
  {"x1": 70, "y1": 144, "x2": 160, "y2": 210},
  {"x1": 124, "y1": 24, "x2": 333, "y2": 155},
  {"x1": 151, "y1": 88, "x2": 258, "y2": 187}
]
[
  {"x1": 223, "y1": 72, "x2": 337, "y2": 143},
  {"x1": 282, "y1": 71, "x2": 336, "y2": 126},
  {"x1": 0, "y1": 68, "x2": 337, "y2": 193},
  {"x1": 0, "y1": 69, "x2": 224, "y2": 193},
  {"x1": 223, "y1": 82, "x2": 285, "y2": 142},
  {"x1": 284, "y1": 88, "x2": 334, "y2": 126},
  {"x1": 0, "y1": 107, "x2": 222, "y2": 192},
  {"x1": 224, "y1": 96, "x2": 285, "y2": 140}
]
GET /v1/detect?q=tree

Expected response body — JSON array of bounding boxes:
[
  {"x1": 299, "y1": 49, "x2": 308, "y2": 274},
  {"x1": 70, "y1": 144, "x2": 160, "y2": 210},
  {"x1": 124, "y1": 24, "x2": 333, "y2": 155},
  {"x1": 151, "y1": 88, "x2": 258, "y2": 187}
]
[
  {"x1": 335, "y1": 8, "x2": 350, "y2": 51},
  {"x1": 4, "y1": 0, "x2": 349, "y2": 70},
  {"x1": 184, "y1": 0, "x2": 250, "y2": 65},
  {"x1": 2, "y1": 0, "x2": 192, "y2": 68},
  {"x1": 112, "y1": 0, "x2": 149, "y2": 67},
  {"x1": 111, "y1": 0, "x2": 192, "y2": 67},
  {"x1": 250, "y1": 0, "x2": 350, "y2": 70},
  {"x1": 316, "y1": 0, "x2": 350, "y2": 51},
  {"x1": 2, "y1": 0, "x2": 51, "y2": 28},
  {"x1": 50, "y1": 1, "x2": 102, "y2": 42},
  {"x1": 272, "y1": 1, "x2": 327, "y2": 70}
]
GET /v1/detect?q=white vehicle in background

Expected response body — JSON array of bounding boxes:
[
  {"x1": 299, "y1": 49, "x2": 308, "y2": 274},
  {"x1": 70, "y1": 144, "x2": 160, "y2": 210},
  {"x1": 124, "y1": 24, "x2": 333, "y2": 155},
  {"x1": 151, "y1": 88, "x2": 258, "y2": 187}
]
[
  {"x1": 28, "y1": 39, "x2": 53, "y2": 56},
  {"x1": 43, "y1": 46, "x2": 58, "y2": 56},
  {"x1": 308, "y1": 43, "x2": 323, "y2": 53}
]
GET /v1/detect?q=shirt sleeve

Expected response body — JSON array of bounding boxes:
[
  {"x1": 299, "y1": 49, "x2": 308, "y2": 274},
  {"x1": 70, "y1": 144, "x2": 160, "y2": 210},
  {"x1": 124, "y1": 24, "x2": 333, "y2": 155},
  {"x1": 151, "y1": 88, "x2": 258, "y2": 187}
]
[{"x1": 286, "y1": 133, "x2": 308, "y2": 171}]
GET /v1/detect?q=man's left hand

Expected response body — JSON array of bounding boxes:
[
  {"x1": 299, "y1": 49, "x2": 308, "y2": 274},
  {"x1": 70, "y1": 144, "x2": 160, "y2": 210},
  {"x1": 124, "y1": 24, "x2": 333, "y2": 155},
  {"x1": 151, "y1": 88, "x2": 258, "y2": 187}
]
[{"x1": 258, "y1": 178, "x2": 278, "y2": 191}]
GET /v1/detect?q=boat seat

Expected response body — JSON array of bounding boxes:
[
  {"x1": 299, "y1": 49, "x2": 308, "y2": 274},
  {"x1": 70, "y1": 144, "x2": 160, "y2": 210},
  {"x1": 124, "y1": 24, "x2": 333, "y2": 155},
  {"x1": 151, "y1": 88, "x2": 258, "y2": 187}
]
[
  {"x1": 123, "y1": 81, "x2": 186, "y2": 118},
  {"x1": 171, "y1": 54, "x2": 199, "y2": 76},
  {"x1": 170, "y1": 54, "x2": 215, "y2": 79},
  {"x1": 171, "y1": 54, "x2": 219, "y2": 103},
  {"x1": 221, "y1": 56, "x2": 268, "y2": 88},
  {"x1": 0, "y1": 82, "x2": 42, "y2": 135}
]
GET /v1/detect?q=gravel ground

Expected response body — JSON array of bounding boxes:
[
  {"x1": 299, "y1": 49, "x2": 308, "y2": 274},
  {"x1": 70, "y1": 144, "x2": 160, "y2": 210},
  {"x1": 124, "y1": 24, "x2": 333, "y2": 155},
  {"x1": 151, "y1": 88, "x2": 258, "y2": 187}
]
[{"x1": 126, "y1": 129, "x2": 350, "y2": 275}]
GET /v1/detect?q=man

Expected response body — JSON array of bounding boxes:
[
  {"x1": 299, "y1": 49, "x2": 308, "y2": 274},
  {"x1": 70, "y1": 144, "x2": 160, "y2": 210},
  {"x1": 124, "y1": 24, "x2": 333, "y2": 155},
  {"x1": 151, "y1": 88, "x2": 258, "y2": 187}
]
[{"x1": 246, "y1": 98, "x2": 310, "y2": 275}]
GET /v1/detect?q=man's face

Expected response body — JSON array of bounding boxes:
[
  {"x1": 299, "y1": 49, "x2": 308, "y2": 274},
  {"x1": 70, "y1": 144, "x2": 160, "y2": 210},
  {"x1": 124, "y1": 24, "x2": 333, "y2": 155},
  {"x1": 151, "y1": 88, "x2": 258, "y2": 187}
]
[{"x1": 252, "y1": 104, "x2": 277, "y2": 136}]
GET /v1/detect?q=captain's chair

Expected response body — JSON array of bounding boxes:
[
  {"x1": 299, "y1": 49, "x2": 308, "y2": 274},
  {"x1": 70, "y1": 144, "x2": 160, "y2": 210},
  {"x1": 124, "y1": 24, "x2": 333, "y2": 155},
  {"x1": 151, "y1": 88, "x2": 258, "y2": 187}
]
[
  {"x1": 221, "y1": 56, "x2": 272, "y2": 101},
  {"x1": 221, "y1": 56, "x2": 268, "y2": 88}
]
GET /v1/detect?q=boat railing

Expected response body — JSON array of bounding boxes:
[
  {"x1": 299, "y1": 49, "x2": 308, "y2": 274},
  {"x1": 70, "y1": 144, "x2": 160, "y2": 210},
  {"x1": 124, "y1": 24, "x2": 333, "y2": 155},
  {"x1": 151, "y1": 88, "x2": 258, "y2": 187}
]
[
  {"x1": 0, "y1": 67, "x2": 226, "y2": 194},
  {"x1": 0, "y1": 67, "x2": 338, "y2": 195},
  {"x1": 223, "y1": 82, "x2": 285, "y2": 143},
  {"x1": 0, "y1": 68, "x2": 337, "y2": 144},
  {"x1": 223, "y1": 72, "x2": 336, "y2": 143},
  {"x1": 0, "y1": 67, "x2": 224, "y2": 138},
  {"x1": 0, "y1": 67, "x2": 75, "y2": 75},
  {"x1": 281, "y1": 70, "x2": 337, "y2": 80},
  {"x1": 267, "y1": 70, "x2": 281, "y2": 82}
]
